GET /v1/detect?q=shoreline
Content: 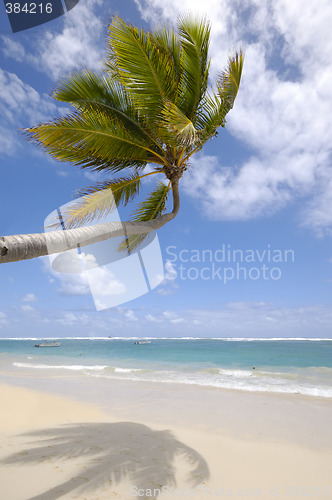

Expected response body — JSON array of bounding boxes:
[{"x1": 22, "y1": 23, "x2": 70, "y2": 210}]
[
  {"x1": 0, "y1": 375, "x2": 332, "y2": 499},
  {"x1": 1, "y1": 366, "x2": 332, "y2": 447}
]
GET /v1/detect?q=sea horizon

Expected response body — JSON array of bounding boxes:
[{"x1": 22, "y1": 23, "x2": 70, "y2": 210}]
[{"x1": 1, "y1": 336, "x2": 332, "y2": 341}]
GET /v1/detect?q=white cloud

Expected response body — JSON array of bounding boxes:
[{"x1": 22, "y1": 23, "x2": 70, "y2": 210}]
[
  {"x1": 137, "y1": 0, "x2": 332, "y2": 234},
  {"x1": 1, "y1": 36, "x2": 25, "y2": 62},
  {"x1": 83, "y1": 170, "x2": 104, "y2": 182},
  {"x1": 0, "y1": 69, "x2": 58, "y2": 125},
  {"x1": 156, "y1": 260, "x2": 179, "y2": 295},
  {"x1": 170, "y1": 317, "x2": 185, "y2": 324},
  {"x1": 125, "y1": 309, "x2": 138, "y2": 322},
  {"x1": 124, "y1": 301, "x2": 332, "y2": 336},
  {"x1": 57, "y1": 312, "x2": 78, "y2": 326},
  {"x1": 0, "y1": 69, "x2": 60, "y2": 156},
  {"x1": 42, "y1": 253, "x2": 90, "y2": 296},
  {"x1": 56, "y1": 170, "x2": 70, "y2": 178},
  {"x1": 87, "y1": 265, "x2": 127, "y2": 297},
  {"x1": 145, "y1": 313, "x2": 162, "y2": 322},
  {"x1": 21, "y1": 305, "x2": 35, "y2": 313},
  {"x1": 29, "y1": 0, "x2": 104, "y2": 79},
  {"x1": 162, "y1": 310, "x2": 184, "y2": 324},
  {"x1": 185, "y1": 302, "x2": 332, "y2": 336},
  {"x1": 300, "y1": 174, "x2": 332, "y2": 236},
  {"x1": 22, "y1": 293, "x2": 37, "y2": 302},
  {"x1": 58, "y1": 273, "x2": 91, "y2": 296},
  {"x1": 82, "y1": 253, "x2": 127, "y2": 300},
  {"x1": 43, "y1": 251, "x2": 126, "y2": 304}
]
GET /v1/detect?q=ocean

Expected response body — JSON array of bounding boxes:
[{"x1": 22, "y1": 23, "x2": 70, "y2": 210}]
[{"x1": 1, "y1": 337, "x2": 332, "y2": 398}]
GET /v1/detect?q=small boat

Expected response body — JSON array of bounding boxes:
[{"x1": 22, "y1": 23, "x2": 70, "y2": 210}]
[
  {"x1": 134, "y1": 340, "x2": 151, "y2": 345},
  {"x1": 34, "y1": 342, "x2": 61, "y2": 347}
]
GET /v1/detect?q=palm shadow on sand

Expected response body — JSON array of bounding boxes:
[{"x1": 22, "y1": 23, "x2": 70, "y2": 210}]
[{"x1": 1, "y1": 422, "x2": 209, "y2": 500}]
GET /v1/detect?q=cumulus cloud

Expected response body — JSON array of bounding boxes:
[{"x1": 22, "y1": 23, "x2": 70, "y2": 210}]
[
  {"x1": 162, "y1": 311, "x2": 184, "y2": 324},
  {"x1": 1, "y1": 36, "x2": 25, "y2": 62},
  {"x1": 22, "y1": 293, "x2": 37, "y2": 302},
  {"x1": 125, "y1": 309, "x2": 138, "y2": 322},
  {"x1": 21, "y1": 305, "x2": 35, "y2": 313},
  {"x1": 137, "y1": 0, "x2": 332, "y2": 234},
  {"x1": 156, "y1": 260, "x2": 179, "y2": 295},
  {"x1": 0, "y1": 69, "x2": 59, "y2": 156},
  {"x1": 28, "y1": 0, "x2": 105, "y2": 79},
  {"x1": 57, "y1": 312, "x2": 78, "y2": 326},
  {"x1": 185, "y1": 302, "x2": 332, "y2": 336},
  {"x1": 145, "y1": 313, "x2": 162, "y2": 322},
  {"x1": 0, "y1": 69, "x2": 58, "y2": 125},
  {"x1": 43, "y1": 250, "x2": 127, "y2": 311},
  {"x1": 139, "y1": 301, "x2": 332, "y2": 337},
  {"x1": 58, "y1": 273, "x2": 91, "y2": 296},
  {"x1": 42, "y1": 252, "x2": 90, "y2": 296}
]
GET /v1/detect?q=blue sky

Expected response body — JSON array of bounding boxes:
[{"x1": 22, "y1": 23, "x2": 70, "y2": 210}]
[{"x1": 0, "y1": 0, "x2": 332, "y2": 338}]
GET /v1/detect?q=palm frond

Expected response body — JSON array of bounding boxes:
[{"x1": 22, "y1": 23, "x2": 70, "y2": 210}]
[
  {"x1": 53, "y1": 71, "x2": 164, "y2": 153},
  {"x1": 119, "y1": 181, "x2": 171, "y2": 252},
  {"x1": 54, "y1": 174, "x2": 143, "y2": 229},
  {"x1": 193, "y1": 51, "x2": 244, "y2": 144},
  {"x1": 192, "y1": 91, "x2": 226, "y2": 147},
  {"x1": 177, "y1": 16, "x2": 211, "y2": 121},
  {"x1": 161, "y1": 101, "x2": 197, "y2": 146},
  {"x1": 152, "y1": 26, "x2": 182, "y2": 86},
  {"x1": 108, "y1": 16, "x2": 178, "y2": 118},
  {"x1": 217, "y1": 51, "x2": 244, "y2": 113},
  {"x1": 54, "y1": 70, "x2": 119, "y2": 106},
  {"x1": 26, "y1": 110, "x2": 166, "y2": 171},
  {"x1": 131, "y1": 182, "x2": 171, "y2": 221}
]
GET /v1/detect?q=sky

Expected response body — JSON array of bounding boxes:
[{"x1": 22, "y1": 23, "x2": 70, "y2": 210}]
[{"x1": 0, "y1": 0, "x2": 332, "y2": 338}]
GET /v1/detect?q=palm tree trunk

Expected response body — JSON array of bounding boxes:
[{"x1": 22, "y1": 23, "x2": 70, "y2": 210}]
[
  {"x1": 0, "y1": 183, "x2": 180, "y2": 265},
  {"x1": 0, "y1": 215, "x2": 174, "y2": 265}
]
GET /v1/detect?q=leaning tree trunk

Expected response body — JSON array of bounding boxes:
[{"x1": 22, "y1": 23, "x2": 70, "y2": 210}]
[{"x1": 0, "y1": 180, "x2": 180, "y2": 265}]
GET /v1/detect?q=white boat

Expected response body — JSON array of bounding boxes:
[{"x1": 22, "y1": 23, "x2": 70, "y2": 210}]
[
  {"x1": 34, "y1": 342, "x2": 61, "y2": 347},
  {"x1": 134, "y1": 340, "x2": 151, "y2": 345}
]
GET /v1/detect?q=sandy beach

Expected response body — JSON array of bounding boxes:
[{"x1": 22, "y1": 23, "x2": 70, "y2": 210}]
[{"x1": 0, "y1": 374, "x2": 331, "y2": 500}]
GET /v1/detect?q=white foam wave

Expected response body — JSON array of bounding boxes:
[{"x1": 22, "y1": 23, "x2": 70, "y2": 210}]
[
  {"x1": 13, "y1": 362, "x2": 108, "y2": 371},
  {"x1": 217, "y1": 368, "x2": 253, "y2": 377},
  {"x1": 11, "y1": 362, "x2": 332, "y2": 399},
  {"x1": 113, "y1": 367, "x2": 143, "y2": 373}
]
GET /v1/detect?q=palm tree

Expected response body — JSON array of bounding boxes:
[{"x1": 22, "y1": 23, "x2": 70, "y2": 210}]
[{"x1": 0, "y1": 15, "x2": 243, "y2": 264}]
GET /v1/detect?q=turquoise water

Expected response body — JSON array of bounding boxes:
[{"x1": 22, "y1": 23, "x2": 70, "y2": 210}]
[{"x1": 1, "y1": 338, "x2": 332, "y2": 398}]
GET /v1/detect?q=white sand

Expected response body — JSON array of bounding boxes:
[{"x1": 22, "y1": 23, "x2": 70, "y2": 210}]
[{"x1": 0, "y1": 380, "x2": 331, "y2": 500}]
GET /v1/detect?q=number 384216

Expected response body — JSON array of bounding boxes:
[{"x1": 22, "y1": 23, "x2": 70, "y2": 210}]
[{"x1": 5, "y1": 3, "x2": 53, "y2": 14}]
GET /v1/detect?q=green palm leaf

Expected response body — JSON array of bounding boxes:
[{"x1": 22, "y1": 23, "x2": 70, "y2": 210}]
[
  {"x1": 107, "y1": 16, "x2": 178, "y2": 119},
  {"x1": 119, "y1": 182, "x2": 171, "y2": 252},
  {"x1": 177, "y1": 16, "x2": 211, "y2": 121},
  {"x1": 58, "y1": 174, "x2": 143, "y2": 229},
  {"x1": 26, "y1": 111, "x2": 165, "y2": 172},
  {"x1": 131, "y1": 182, "x2": 171, "y2": 221},
  {"x1": 193, "y1": 91, "x2": 226, "y2": 146},
  {"x1": 217, "y1": 51, "x2": 244, "y2": 112},
  {"x1": 161, "y1": 101, "x2": 197, "y2": 146},
  {"x1": 53, "y1": 71, "x2": 164, "y2": 153},
  {"x1": 152, "y1": 26, "x2": 182, "y2": 86},
  {"x1": 193, "y1": 51, "x2": 244, "y2": 144}
]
